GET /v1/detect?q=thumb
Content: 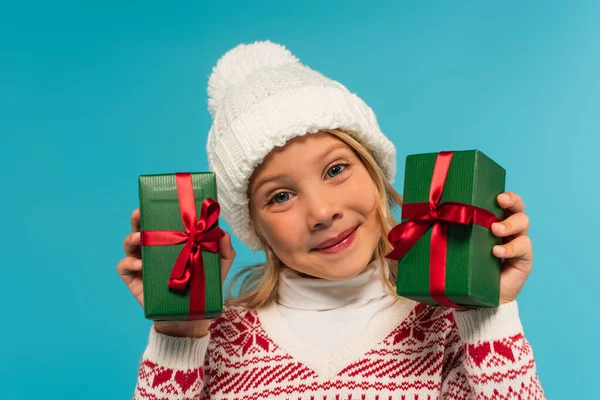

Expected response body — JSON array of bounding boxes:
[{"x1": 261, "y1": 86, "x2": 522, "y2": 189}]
[{"x1": 219, "y1": 232, "x2": 236, "y2": 284}]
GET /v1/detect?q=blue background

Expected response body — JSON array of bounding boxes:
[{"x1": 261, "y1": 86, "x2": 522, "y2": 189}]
[{"x1": 1, "y1": 1, "x2": 597, "y2": 398}]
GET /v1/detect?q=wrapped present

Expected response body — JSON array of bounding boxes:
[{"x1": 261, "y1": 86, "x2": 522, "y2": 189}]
[
  {"x1": 139, "y1": 172, "x2": 224, "y2": 321},
  {"x1": 386, "y1": 150, "x2": 505, "y2": 309}
]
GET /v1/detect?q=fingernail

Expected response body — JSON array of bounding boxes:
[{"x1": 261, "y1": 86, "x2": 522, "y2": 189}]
[
  {"x1": 494, "y1": 245, "x2": 505, "y2": 256},
  {"x1": 134, "y1": 260, "x2": 142, "y2": 268},
  {"x1": 498, "y1": 193, "x2": 510, "y2": 203},
  {"x1": 495, "y1": 223, "x2": 506, "y2": 232}
]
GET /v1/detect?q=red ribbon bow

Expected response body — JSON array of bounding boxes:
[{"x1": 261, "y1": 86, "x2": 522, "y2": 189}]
[
  {"x1": 141, "y1": 172, "x2": 224, "y2": 319},
  {"x1": 385, "y1": 151, "x2": 501, "y2": 309}
]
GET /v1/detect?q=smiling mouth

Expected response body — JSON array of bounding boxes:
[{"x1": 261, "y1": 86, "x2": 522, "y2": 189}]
[{"x1": 311, "y1": 226, "x2": 359, "y2": 251}]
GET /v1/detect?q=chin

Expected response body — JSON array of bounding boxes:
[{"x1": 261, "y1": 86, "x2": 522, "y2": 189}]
[
  {"x1": 325, "y1": 268, "x2": 365, "y2": 281},
  {"x1": 316, "y1": 251, "x2": 374, "y2": 280}
]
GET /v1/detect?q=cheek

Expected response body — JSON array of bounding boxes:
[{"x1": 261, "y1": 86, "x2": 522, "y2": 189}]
[
  {"x1": 345, "y1": 173, "x2": 378, "y2": 216},
  {"x1": 255, "y1": 211, "x2": 305, "y2": 253},
  {"x1": 344, "y1": 173, "x2": 381, "y2": 248}
]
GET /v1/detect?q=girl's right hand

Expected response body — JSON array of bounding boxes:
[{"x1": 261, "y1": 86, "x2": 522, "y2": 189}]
[{"x1": 116, "y1": 208, "x2": 237, "y2": 338}]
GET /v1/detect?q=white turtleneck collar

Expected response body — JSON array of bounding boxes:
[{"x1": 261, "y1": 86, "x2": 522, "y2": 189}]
[
  {"x1": 273, "y1": 259, "x2": 399, "y2": 355},
  {"x1": 277, "y1": 259, "x2": 392, "y2": 311}
]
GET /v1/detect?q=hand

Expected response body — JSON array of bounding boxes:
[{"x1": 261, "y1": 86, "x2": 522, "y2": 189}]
[
  {"x1": 490, "y1": 192, "x2": 533, "y2": 305},
  {"x1": 116, "y1": 208, "x2": 236, "y2": 337}
]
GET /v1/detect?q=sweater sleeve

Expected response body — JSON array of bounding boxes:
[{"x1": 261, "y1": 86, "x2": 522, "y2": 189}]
[
  {"x1": 133, "y1": 326, "x2": 210, "y2": 400},
  {"x1": 441, "y1": 301, "x2": 546, "y2": 399}
]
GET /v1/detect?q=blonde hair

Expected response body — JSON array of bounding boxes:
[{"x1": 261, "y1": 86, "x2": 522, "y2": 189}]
[{"x1": 225, "y1": 128, "x2": 403, "y2": 309}]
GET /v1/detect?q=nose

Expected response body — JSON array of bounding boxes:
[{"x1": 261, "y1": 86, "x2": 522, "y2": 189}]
[{"x1": 305, "y1": 190, "x2": 343, "y2": 231}]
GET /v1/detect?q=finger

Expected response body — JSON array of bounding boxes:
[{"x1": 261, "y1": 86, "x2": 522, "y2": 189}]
[
  {"x1": 493, "y1": 235, "x2": 533, "y2": 263},
  {"x1": 130, "y1": 208, "x2": 140, "y2": 232},
  {"x1": 219, "y1": 232, "x2": 236, "y2": 283},
  {"x1": 499, "y1": 262, "x2": 530, "y2": 303},
  {"x1": 116, "y1": 256, "x2": 143, "y2": 276},
  {"x1": 116, "y1": 256, "x2": 144, "y2": 307},
  {"x1": 116, "y1": 255, "x2": 145, "y2": 308},
  {"x1": 500, "y1": 262, "x2": 531, "y2": 283},
  {"x1": 491, "y1": 212, "x2": 530, "y2": 238},
  {"x1": 124, "y1": 231, "x2": 141, "y2": 258},
  {"x1": 497, "y1": 191, "x2": 525, "y2": 215}
]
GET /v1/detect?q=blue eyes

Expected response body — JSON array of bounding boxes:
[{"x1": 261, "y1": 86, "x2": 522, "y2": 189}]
[
  {"x1": 269, "y1": 163, "x2": 348, "y2": 205},
  {"x1": 327, "y1": 164, "x2": 345, "y2": 178},
  {"x1": 272, "y1": 192, "x2": 291, "y2": 204}
]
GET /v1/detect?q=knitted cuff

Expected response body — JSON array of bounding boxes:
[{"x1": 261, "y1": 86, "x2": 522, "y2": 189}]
[
  {"x1": 452, "y1": 301, "x2": 524, "y2": 343},
  {"x1": 143, "y1": 326, "x2": 209, "y2": 370}
]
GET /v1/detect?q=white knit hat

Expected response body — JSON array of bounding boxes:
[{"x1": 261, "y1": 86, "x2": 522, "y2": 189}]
[{"x1": 206, "y1": 40, "x2": 396, "y2": 250}]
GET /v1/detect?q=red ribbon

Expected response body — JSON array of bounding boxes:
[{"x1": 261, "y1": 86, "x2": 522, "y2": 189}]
[
  {"x1": 386, "y1": 151, "x2": 501, "y2": 309},
  {"x1": 141, "y1": 173, "x2": 224, "y2": 320}
]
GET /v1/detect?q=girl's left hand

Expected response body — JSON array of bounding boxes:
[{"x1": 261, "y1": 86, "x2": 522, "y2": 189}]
[{"x1": 490, "y1": 191, "x2": 533, "y2": 305}]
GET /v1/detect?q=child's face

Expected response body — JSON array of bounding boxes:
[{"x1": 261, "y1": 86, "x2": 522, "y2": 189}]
[{"x1": 249, "y1": 133, "x2": 381, "y2": 280}]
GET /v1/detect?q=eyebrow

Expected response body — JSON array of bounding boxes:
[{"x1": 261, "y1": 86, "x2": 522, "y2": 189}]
[{"x1": 252, "y1": 142, "x2": 350, "y2": 192}]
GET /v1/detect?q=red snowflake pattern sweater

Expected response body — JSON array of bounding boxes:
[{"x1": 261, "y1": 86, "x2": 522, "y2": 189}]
[{"x1": 133, "y1": 299, "x2": 545, "y2": 399}]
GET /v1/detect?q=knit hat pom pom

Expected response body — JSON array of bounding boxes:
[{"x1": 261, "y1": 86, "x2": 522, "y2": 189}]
[{"x1": 207, "y1": 40, "x2": 300, "y2": 117}]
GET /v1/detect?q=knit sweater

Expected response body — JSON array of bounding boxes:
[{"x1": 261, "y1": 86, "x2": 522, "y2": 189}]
[{"x1": 133, "y1": 265, "x2": 545, "y2": 399}]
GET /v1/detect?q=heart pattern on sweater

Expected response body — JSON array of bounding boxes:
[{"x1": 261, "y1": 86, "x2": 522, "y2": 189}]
[
  {"x1": 493, "y1": 340, "x2": 516, "y2": 362},
  {"x1": 175, "y1": 369, "x2": 199, "y2": 394},
  {"x1": 467, "y1": 342, "x2": 492, "y2": 367},
  {"x1": 151, "y1": 368, "x2": 173, "y2": 388}
]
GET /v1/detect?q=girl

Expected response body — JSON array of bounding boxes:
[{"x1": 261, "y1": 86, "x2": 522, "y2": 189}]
[{"x1": 118, "y1": 41, "x2": 545, "y2": 399}]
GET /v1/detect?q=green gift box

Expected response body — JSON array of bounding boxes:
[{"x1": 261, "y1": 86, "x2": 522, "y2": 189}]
[
  {"x1": 139, "y1": 172, "x2": 224, "y2": 321},
  {"x1": 389, "y1": 150, "x2": 506, "y2": 309}
]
